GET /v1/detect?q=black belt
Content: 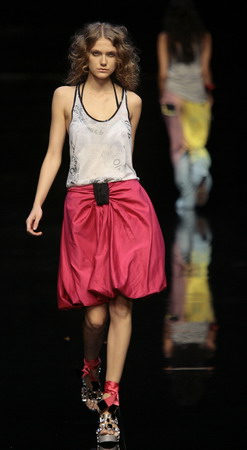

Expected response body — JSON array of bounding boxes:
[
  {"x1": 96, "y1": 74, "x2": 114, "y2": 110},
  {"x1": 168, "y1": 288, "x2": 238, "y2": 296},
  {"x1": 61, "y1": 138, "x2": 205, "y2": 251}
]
[{"x1": 93, "y1": 182, "x2": 109, "y2": 206}]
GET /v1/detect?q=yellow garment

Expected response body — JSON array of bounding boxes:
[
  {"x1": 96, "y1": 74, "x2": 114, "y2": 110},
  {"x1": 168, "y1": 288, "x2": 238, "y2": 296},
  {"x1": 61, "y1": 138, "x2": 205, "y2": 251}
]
[
  {"x1": 184, "y1": 259, "x2": 214, "y2": 323},
  {"x1": 180, "y1": 100, "x2": 211, "y2": 154}
]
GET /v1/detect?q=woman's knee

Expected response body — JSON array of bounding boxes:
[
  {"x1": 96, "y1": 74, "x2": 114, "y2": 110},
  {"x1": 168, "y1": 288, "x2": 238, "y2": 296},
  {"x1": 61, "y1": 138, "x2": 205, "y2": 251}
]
[
  {"x1": 84, "y1": 305, "x2": 108, "y2": 330},
  {"x1": 109, "y1": 296, "x2": 133, "y2": 320}
]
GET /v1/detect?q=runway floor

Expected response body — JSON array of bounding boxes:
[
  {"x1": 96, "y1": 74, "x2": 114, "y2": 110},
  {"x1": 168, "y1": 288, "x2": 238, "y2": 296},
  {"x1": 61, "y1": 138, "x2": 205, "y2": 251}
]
[{"x1": 1, "y1": 75, "x2": 247, "y2": 449}]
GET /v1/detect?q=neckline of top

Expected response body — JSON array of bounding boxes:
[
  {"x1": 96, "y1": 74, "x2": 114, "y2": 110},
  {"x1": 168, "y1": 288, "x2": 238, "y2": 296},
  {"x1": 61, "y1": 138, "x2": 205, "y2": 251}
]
[{"x1": 78, "y1": 82, "x2": 125, "y2": 123}]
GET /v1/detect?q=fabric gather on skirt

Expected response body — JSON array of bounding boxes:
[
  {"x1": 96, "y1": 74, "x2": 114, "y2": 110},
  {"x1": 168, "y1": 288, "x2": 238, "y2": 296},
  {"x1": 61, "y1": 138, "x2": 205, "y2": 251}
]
[{"x1": 57, "y1": 179, "x2": 166, "y2": 309}]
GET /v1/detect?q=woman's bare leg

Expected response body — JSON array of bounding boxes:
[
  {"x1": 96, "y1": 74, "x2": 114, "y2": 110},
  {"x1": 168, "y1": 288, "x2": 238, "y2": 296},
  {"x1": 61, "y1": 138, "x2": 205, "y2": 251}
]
[
  {"x1": 82, "y1": 304, "x2": 108, "y2": 409},
  {"x1": 106, "y1": 295, "x2": 133, "y2": 383},
  {"x1": 83, "y1": 304, "x2": 108, "y2": 361},
  {"x1": 96, "y1": 295, "x2": 132, "y2": 439}
]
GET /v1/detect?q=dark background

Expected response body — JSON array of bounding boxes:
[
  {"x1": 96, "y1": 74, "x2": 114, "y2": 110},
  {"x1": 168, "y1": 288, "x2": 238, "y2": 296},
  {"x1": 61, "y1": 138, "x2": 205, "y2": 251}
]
[
  {"x1": 1, "y1": 0, "x2": 247, "y2": 212},
  {"x1": 1, "y1": 1, "x2": 247, "y2": 449}
]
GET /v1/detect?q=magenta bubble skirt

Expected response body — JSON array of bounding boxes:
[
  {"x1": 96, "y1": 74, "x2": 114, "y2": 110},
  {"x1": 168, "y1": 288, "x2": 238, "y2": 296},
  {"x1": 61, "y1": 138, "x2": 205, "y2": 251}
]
[{"x1": 57, "y1": 179, "x2": 166, "y2": 309}]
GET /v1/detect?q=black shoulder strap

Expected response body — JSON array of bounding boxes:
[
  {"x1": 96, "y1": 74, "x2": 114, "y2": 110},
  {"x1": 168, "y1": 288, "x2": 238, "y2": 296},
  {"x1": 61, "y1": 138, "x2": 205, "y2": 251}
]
[
  {"x1": 112, "y1": 81, "x2": 120, "y2": 107},
  {"x1": 70, "y1": 85, "x2": 78, "y2": 118}
]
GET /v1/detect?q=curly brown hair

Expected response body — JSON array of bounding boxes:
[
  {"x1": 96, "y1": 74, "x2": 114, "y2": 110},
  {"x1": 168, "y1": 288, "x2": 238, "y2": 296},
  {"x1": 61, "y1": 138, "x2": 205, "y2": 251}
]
[{"x1": 66, "y1": 22, "x2": 140, "y2": 91}]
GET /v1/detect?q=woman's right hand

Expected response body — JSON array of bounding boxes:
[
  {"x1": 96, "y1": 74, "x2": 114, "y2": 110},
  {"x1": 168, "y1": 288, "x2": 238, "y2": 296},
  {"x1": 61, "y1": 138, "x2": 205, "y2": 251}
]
[{"x1": 26, "y1": 206, "x2": 43, "y2": 236}]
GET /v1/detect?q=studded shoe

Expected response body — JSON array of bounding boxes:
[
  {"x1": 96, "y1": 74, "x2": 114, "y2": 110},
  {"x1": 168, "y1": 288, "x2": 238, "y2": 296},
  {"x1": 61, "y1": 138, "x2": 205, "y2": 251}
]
[
  {"x1": 96, "y1": 381, "x2": 120, "y2": 447},
  {"x1": 81, "y1": 357, "x2": 102, "y2": 410}
]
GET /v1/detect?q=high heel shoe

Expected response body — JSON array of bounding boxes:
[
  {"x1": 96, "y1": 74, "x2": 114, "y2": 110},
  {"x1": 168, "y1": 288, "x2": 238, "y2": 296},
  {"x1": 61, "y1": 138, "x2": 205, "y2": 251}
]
[
  {"x1": 96, "y1": 381, "x2": 120, "y2": 447},
  {"x1": 81, "y1": 357, "x2": 102, "y2": 409}
]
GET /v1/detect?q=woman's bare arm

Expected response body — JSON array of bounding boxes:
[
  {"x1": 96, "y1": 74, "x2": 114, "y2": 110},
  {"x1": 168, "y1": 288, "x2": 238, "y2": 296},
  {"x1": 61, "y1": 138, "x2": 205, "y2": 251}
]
[
  {"x1": 201, "y1": 32, "x2": 214, "y2": 87},
  {"x1": 26, "y1": 87, "x2": 67, "y2": 236},
  {"x1": 157, "y1": 32, "x2": 169, "y2": 98}
]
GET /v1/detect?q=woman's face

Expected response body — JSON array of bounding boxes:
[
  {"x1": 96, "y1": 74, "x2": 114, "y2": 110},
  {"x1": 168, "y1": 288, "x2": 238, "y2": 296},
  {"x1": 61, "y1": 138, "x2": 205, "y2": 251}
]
[{"x1": 88, "y1": 38, "x2": 118, "y2": 79}]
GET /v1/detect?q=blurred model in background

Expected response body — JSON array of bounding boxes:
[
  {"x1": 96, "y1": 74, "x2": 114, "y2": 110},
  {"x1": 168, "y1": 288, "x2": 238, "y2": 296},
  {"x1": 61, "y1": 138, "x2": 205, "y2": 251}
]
[{"x1": 157, "y1": 0, "x2": 215, "y2": 212}]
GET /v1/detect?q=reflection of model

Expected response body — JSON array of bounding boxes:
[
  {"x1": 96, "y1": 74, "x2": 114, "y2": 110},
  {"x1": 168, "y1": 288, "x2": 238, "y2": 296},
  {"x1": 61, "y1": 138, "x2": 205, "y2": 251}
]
[
  {"x1": 168, "y1": 212, "x2": 214, "y2": 326},
  {"x1": 157, "y1": 0, "x2": 215, "y2": 211},
  {"x1": 26, "y1": 22, "x2": 166, "y2": 446},
  {"x1": 163, "y1": 211, "x2": 218, "y2": 404}
]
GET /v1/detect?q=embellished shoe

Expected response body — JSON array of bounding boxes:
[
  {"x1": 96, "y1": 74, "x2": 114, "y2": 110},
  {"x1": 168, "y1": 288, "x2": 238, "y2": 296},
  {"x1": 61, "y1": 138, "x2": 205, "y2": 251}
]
[
  {"x1": 96, "y1": 381, "x2": 120, "y2": 447},
  {"x1": 97, "y1": 446, "x2": 120, "y2": 450},
  {"x1": 81, "y1": 357, "x2": 102, "y2": 410}
]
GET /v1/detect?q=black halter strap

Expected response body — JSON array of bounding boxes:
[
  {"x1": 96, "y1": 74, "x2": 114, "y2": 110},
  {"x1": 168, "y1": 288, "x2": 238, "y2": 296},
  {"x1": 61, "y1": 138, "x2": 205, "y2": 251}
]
[{"x1": 112, "y1": 80, "x2": 119, "y2": 107}]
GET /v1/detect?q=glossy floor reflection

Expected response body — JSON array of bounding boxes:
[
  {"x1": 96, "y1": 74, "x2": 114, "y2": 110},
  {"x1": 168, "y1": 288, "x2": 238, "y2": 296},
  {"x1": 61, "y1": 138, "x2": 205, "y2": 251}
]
[
  {"x1": 164, "y1": 211, "x2": 217, "y2": 378},
  {"x1": 1, "y1": 73, "x2": 247, "y2": 449}
]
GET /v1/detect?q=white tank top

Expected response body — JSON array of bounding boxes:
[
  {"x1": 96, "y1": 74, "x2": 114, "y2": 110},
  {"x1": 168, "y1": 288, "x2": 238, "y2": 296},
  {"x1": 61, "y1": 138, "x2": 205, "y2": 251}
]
[{"x1": 66, "y1": 83, "x2": 139, "y2": 187}]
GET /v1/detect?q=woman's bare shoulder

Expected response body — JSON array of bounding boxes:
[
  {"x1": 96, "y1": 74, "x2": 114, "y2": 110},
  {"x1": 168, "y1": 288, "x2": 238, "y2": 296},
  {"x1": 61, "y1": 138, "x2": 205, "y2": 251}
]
[
  {"x1": 157, "y1": 31, "x2": 168, "y2": 42},
  {"x1": 126, "y1": 90, "x2": 142, "y2": 107},
  {"x1": 53, "y1": 85, "x2": 76, "y2": 99},
  {"x1": 51, "y1": 86, "x2": 76, "y2": 113}
]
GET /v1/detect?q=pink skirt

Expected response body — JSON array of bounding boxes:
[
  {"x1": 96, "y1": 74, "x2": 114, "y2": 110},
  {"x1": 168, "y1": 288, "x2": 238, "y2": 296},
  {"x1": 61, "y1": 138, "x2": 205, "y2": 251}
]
[{"x1": 57, "y1": 179, "x2": 166, "y2": 309}]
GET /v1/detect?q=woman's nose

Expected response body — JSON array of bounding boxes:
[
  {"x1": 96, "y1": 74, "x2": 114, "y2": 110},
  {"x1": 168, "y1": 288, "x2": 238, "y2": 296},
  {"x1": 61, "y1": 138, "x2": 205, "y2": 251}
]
[{"x1": 100, "y1": 55, "x2": 107, "y2": 66}]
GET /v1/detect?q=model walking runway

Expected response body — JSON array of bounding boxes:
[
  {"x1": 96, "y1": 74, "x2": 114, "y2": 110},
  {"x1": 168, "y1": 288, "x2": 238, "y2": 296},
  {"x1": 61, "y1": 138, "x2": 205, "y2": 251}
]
[{"x1": 1, "y1": 6, "x2": 247, "y2": 448}]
